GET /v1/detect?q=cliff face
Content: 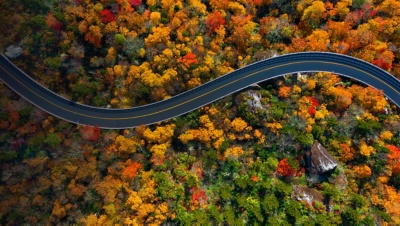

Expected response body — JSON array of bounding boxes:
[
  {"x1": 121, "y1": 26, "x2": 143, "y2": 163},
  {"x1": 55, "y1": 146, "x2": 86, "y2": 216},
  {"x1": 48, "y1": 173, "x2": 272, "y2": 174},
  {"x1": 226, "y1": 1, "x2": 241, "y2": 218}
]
[{"x1": 309, "y1": 141, "x2": 338, "y2": 174}]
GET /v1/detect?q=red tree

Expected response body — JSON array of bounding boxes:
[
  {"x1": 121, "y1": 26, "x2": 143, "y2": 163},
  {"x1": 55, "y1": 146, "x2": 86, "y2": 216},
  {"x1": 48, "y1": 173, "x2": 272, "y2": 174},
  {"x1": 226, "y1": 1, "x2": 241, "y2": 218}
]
[
  {"x1": 99, "y1": 9, "x2": 116, "y2": 24},
  {"x1": 80, "y1": 125, "x2": 101, "y2": 141},
  {"x1": 46, "y1": 12, "x2": 63, "y2": 32},
  {"x1": 277, "y1": 158, "x2": 295, "y2": 177},
  {"x1": 123, "y1": 162, "x2": 142, "y2": 178},
  {"x1": 190, "y1": 188, "x2": 208, "y2": 205},
  {"x1": 129, "y1": 0, "x2": 141, "y2": 7},
  {"x1": 206, "y1": 11, "x2": 226, "y2": 34}
]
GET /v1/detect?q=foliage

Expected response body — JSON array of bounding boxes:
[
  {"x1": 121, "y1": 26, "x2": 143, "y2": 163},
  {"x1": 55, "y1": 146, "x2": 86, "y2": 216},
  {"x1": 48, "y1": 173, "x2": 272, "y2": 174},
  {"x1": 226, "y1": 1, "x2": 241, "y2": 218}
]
[{"x1": 1, "y1": 0, "x2": 400, "y2": 224}]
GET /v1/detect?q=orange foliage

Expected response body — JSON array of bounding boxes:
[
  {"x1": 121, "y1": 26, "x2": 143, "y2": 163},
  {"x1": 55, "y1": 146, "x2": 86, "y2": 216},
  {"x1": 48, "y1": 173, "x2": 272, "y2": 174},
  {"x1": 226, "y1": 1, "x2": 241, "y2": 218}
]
[
  {"x1": 339, "y1": 143, "x2": 354, "y2": 162},
  {"x1": 46, "y1": 12, "x2": 63, "y2": 32},
  {"x1": 85, "y1": 25, "x2": 103, "y2": 48},
  {"x1": 123, "y1": 162, "x2": 143, "y2": 179},
  {"x1": 224, "y1": 146, "x2": 244, "y2": 159},
  {"x1": 353, "y1": 164, "x2": 372, "y2": 178},
  {"x1": 382, "y1": 185, "x2": 400, "y2": 224},
  {"x1": 80, "y1": 125, "x2": 101, "y2": 141},
  {"x1": 206, "y1": 11, "x2": 226, "y2": 34},
  {"x1": 178, "y1": 52, "x2": 198, "y2": 68},
  {"x1": 347, "y1": 85, "x2": 388, "y2": 112},
  {"x1": 51, "y1": 201, "x2": 66, "y2": 219},
  {"x1": 359, "y1": 142, "x2": 375, "y2": 157},
  {"x1": 325, "y1": 86, "x2": 352, "y2": 109},
  {"x1": 387, "y1": 145, "x2": 400, "y2": 174},
  {"x1": 278, "y1": 86, "x2": 291, "y2": 98},
  {"x1": 277, "y1": 158, "x2": 295, "y2": 177},
  {"x1": 231, "y1": 117, "x2": 248, "y2": 133}
]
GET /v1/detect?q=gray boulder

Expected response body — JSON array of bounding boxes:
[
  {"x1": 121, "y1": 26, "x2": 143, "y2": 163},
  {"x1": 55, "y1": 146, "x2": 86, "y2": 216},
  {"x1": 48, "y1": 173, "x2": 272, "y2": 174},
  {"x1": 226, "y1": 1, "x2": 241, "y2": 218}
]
[
  {"x1": 5, "y1": 45, "x2": 23, "y2": 58},
  {"x1": 308, "y1": 141, "x2": 338, "y2": 174}
]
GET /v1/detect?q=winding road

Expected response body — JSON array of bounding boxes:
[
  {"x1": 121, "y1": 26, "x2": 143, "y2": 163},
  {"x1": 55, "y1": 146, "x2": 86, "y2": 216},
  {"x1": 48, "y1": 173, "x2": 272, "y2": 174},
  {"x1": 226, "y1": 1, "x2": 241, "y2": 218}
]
[{"x1": 0, "y1": 52, "x2": 399, "y2": 129}]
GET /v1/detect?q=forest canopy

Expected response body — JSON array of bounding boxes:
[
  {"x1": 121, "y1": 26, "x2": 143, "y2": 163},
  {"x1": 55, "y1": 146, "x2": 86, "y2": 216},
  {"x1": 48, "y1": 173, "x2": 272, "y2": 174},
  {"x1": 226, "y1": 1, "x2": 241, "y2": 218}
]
[{"x1": 0, "y1": 0, "x2": 400, "y2": 225}]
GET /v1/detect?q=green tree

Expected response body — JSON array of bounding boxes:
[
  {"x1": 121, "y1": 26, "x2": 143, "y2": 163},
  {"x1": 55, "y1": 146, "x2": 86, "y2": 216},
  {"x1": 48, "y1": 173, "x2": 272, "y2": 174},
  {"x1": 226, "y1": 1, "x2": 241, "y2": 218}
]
[
  {"x1": 43, "y1": 133, "x2": 61, "y2": 147},
  {"x1": 262, "y1": 193, "x2": 279, "y2": 215}
]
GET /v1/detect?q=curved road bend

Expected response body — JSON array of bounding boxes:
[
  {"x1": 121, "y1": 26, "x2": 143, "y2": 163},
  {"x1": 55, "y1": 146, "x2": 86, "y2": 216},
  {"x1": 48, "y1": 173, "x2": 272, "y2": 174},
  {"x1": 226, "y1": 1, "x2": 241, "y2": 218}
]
[{"x1": 0, "y1": 52, "x2": 399, "y2": 129}]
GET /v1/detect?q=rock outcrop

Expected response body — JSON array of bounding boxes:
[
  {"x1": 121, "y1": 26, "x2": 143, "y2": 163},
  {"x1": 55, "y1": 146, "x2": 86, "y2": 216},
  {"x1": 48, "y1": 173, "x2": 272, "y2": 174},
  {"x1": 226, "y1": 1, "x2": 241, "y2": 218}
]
[
  {"x1": 292, "y1": 185, "x2": 324, "y2": 205},
  {"x1": 306, "y1": 141, "x2": 338, "y2": 174},
  {"x1": 5, "y1": 45, "x2": 23, "y2": 58}
]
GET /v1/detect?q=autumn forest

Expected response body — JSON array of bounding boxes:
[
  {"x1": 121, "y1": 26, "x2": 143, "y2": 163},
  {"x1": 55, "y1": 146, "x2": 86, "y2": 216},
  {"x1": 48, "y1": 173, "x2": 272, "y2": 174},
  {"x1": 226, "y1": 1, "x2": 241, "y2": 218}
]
[{"x1": 0, "y1": 0, "x2": 400, "y2": 224}]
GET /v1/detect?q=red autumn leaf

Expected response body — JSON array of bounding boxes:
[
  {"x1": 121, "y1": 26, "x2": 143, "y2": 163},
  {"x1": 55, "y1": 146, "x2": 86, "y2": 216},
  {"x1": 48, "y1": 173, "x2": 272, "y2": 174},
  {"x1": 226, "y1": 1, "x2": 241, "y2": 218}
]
[
  {"x1": 206, "y1": 11, "x2": 226, "y2": 34},
  {"x1": 277, "y1": 158, "x2": 295, "y2": 177},
  {"x1": 129, "y1": 0, "x2": 142, "y2": 7},
  {"x1": 46, "y1": 12, "x2": 63, "y2": 32},
  {"x1": 99, "y1": 9, "x2": 116, "y2": 24},
  {"x1": 123, "y1": 162, "x2": 142, "y2": 178},
  {"x1": 80, "y1": 125, "x2": 101, "y2": 141}
]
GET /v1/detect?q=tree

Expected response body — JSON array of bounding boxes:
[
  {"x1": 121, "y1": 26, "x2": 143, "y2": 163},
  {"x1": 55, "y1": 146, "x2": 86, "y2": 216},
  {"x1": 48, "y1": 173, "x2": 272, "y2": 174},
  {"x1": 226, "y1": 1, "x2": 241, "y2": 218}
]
[
  {"x1": 278, "y1": 86, "x2": 291, "y2": 98},
  {"x1": 306, "y1": 29, "x2": 330, "y2": 51},
  {"x1": 85, "y1": 25, "x2": 103, "y2": 47},
  {"x1": 99, "y1": 9, "x2": 115, "y2": 24},
  {"x1": 277, "y1": 158, "x2": 295, "y2": 177},
  {"x1": 44, "y1": 133, "x2": 62, "y2": 147},
  {"x1": 45, "y1": 12, "x2": 63, "y2": 32},
  {"x1": 80, "y1": 125, "x2": 101, "y2": 141},
  {"x1": 353, "y1": 164, "x2": 372, "y2": 178},
  {"x1": 301, "y1": 1, "x2": 326, "y2": 28},
  {"x1": 262, "y1": 193, "x2": 279, "y2": 215},
  {"x1": 206, "y1": 11, "x2": 226, "y2": 34},
  {"x1": 123, "y1": 162, "x2": 142, "y2": 179},
  {"x1": 325, "y1": 86, "x2": 352, "y2": 110}
]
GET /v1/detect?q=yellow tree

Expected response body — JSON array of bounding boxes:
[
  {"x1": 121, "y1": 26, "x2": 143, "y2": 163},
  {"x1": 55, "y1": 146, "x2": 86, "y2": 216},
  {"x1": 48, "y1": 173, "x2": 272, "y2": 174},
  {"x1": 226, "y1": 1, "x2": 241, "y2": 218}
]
[{"x1": 306, "y1": 29, "x2": 330, "y2": 51}]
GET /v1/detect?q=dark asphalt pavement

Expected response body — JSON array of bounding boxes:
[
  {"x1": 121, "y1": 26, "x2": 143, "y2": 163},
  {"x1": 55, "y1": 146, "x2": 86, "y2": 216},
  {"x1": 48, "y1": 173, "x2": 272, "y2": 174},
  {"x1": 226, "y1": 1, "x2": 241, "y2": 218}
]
[{"x1": 0, "y1": 52, "x2": 399, "y2": 128}]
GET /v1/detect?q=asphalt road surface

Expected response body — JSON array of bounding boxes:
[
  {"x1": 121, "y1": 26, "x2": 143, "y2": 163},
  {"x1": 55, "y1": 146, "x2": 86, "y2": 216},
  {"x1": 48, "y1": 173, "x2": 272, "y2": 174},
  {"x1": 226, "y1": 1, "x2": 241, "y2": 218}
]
[{"x1": 1, "y1": 52, "x2": 399, "y2": 129}]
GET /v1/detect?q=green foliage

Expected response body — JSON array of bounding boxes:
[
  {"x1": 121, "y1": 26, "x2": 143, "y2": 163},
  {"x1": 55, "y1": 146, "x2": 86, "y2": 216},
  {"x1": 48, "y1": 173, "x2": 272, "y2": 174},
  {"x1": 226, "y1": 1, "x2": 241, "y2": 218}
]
[
  {"x1": 341, "y1": 207, "x2": 361, "y2": 226},
  {"x1": 43, "y1": 133, "x2": 61, "y2": 148},
  {"x1": 314, "y1": 214, "x2": 330, "y2": 225},
  {"x1": 266, "y1": 157, "x2": 279, "y2": 172},
  {"x1": 0, "y1": 150, "x2": 18, "y2": 163},
  {"x1": 0, "y1": 131, "x2": 11, "y2": 143},
  {"x1": 29, "y1": 15, "x2": 47, "y2": 29},
  {"x1": 185, "y1": 174, "x2": 198, "y2": 188},
  {"x1": 193, "y1": 209, "x2": 208, "y2": 225},
  {"x1": 44, "y1": 57, "x2": 62, "y2": 70},
  {"x1": 220, "y1": 183, "x2": 232, "y2": 200},
  {"x1": 71, "y1": 82, "x2": 99, "y2": 101},
  {"x1": 261, "y1": 193, "x2": 279, "y2": 215},
  {"x1": 297, "y1": 133, "x2": 314, "y2": 147},
  {"x1": 357, "y1": 120, "x2": 382, "y2": 135},
  {"x1": 271, "y1": 101, "x2": 287, "y2": 120},
  {"x1": 312, "y1": 124, "x2": 324, "y2": 140},
  {"x1": 21, "y1": 0, "x2": 49, "y2": 14},
  {"x1": 154, "y1": 172, "x2": 175, "y2": 200},
  {"x1": 321, "y1": 182, "x2": 339, "y2": 200},
  {"x1": 274, "y1": 179, "x2": 292, "y2": 198},
  {"x1": 114, "y1": 34, "x2": 126, "y2": 44},
  {"x1": 238, "y1": 102, "x2": 260, "y2": 126},
  {"x1": 29, "y1": 132, "x2": 45, "y2": 148},
  {"x1": 19, "y1": 107, "x2": 33, "y2": 125},
  {"x1": 234, "y1": 174, "x2": 249, "y2": 189},
  {"x1": 284, "y1": 200, "x2": 302, "y2": 223},
  {"x1": 350, "y1": 193, "x2": 366, "y2": 208},
  {"x1": 224, "y1": 207, "x2": 236, "y2": 225},
  {"x1": 208, "y1": 205, "x2": 223, "y2": 224},
  {"x1": 123, "y1": 37, "x2": 145, "y2": 59}
]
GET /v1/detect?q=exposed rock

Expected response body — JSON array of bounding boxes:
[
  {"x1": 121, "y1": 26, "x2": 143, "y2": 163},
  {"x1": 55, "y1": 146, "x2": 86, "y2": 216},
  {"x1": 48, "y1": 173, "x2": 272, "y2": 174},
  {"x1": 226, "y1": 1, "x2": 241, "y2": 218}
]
[
  {"x1": 331, "y1": 172, "x2": 347, "y2": 190},
  {"x1": 5, "y1": 45, "x2": 23, "y2": 58},
  {"x1": 292, "y1": 185, "x2": 324, "y2": 205},
  {"x1": 307, "y1": 141, "x2": 338, "y2": 174},
  {"x1": 235, "y1": 89, "x2": 265, "y2": 112}
]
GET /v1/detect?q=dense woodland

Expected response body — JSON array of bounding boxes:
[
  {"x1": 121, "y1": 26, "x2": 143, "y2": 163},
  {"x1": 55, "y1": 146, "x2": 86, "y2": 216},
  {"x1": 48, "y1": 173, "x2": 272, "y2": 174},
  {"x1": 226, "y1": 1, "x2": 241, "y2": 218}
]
[{"x1": 0, "y1": 0, "x2": 400, "y2": 224}]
